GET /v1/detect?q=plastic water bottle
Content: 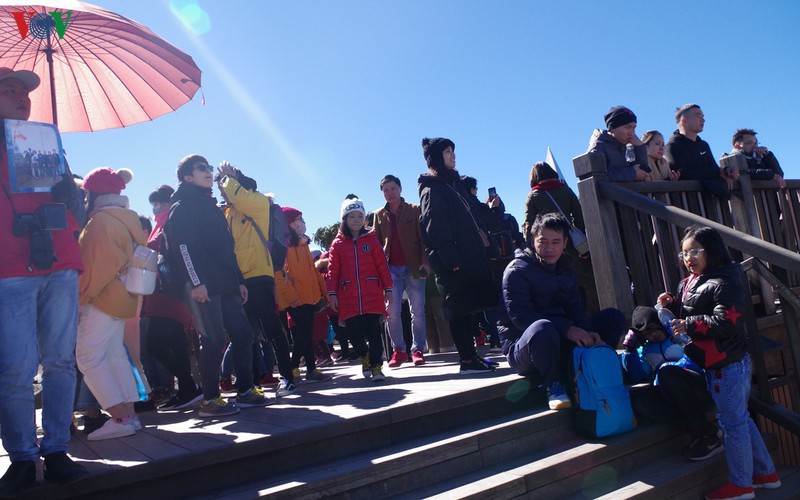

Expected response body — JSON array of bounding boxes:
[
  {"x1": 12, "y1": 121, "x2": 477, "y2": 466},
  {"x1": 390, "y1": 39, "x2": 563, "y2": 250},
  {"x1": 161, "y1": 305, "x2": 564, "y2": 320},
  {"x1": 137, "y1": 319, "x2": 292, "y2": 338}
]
[
  {"x1": 655, "y1": 304, "x2": 692, "y2": 346},
  {"x1": 625, "y1": 144, "x2": 636, "y2": 163}
]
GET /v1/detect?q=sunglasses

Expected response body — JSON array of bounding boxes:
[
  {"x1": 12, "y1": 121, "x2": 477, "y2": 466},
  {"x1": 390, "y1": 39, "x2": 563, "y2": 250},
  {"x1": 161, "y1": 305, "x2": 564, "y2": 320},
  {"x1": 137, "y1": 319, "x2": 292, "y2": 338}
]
[{"x1": 193, "y1": 163, "x2": 213, "y2": 172}]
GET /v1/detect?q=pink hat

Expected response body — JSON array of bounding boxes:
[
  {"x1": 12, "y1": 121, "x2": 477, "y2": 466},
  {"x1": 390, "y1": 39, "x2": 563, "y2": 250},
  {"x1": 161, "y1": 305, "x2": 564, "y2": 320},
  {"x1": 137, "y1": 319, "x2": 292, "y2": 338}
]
[
  {"x1": 281, "y1": 206, "x2": 302, "y2": 224},
  {"x1": 83, "y1": 167, "x2": 133, "y2": 195},
  {"x1": 0, "y1": 67, "x2": 40, "y2": 91}
]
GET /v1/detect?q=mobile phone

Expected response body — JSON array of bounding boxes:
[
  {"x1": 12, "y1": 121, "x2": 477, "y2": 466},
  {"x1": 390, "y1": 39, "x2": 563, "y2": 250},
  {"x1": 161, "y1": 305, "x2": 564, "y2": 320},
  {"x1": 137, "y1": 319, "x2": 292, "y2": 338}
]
[{"x1": 488, "y1": 187, "x2": 497, "y2": 198}]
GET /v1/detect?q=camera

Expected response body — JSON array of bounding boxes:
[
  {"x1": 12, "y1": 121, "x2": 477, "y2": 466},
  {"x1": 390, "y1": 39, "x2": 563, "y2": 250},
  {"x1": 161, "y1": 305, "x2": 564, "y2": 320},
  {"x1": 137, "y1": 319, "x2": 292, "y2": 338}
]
[
  {"x1": 12, "y1": 203, "x2": 67, "y2": 236},
  {"x1": 12, "y1": 204, "x2": 67, "y2": 271}
]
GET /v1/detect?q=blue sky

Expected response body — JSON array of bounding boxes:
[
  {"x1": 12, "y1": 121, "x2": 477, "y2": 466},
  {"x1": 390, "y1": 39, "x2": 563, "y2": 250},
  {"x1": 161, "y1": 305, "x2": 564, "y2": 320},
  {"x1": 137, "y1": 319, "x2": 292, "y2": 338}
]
[{"x1": 57, "y1": 0, "x2": 800, "y2": 241}]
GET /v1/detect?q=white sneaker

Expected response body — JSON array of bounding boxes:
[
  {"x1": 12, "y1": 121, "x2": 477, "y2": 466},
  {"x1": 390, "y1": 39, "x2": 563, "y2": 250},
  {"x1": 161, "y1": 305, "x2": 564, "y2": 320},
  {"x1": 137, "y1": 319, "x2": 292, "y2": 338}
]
[
  {"x1": 87, "y1": 418, "x2": 136, "y2": 441},
  {"x1": 132, "y1": 416, "x2": 143, "y2": 431}
]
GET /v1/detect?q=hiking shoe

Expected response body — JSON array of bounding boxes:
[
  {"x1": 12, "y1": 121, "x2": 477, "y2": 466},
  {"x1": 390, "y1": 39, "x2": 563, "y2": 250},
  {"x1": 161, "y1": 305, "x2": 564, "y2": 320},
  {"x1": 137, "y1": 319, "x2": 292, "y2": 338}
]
[
  {"x1": 236, "y1": 387, "x2": 273, "y2": 408},
  {"x1": 305, "y1": 369, "x2": 332, "y2": 383},
  {"x1": 42, "y1": 452, "x2": 89, "y2": 484},
  {"x1": 685, "y1": 432, "x2": 724, "y2": 461},
  {"x1": 159, "y1": 387, "x2": 204, "y2": 411},
  {"x1": 219, "y1": 377, "x2": 235, "y2": 393},
  {"x1": 292, "y1": 367, "x2": 303, "y2": 383},
  {"x1": 546, "y1": 382, "x2": 572, "y2": 410},
  {"x1": 411, "y1": 350, "x2": 425, "y2": 365},
  {"x1": 753, "y1": 472, "x2": 781, "y2": 489},
  {"x1": 276, "y1": 378, "x2": 296, "y2": 397},
  {"x1": 705, "y1": 482, "x2": 755, "y2": 500},
  {"x1": 361, "y1": 355, "x2": 372, "y2": 379},
  {"x1": 199, "y1": 396, "x2": 240, "y2": 417},
  {"x1": 459, "y1": 356, "x2": 496, "y2": 374},
  {"x1": 372, "y1": 365, "x2": 386, "y2": 382},
  {"x1": 87, "y1": 418, "x2": 136, "y2": 441},
  {"x1": 388, "y1": 348, "x2": 408, "y2": 367}
]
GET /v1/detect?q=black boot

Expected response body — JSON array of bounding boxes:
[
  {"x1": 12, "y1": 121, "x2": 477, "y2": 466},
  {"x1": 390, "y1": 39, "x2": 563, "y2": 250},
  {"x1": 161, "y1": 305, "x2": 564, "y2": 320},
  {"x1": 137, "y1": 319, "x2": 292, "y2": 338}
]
[
  {"x1": 43, "y1": 452, "x2": 89, "y2": 484},
  {"x1": 0, "y1": 461, "x2": 36, "y2": 496}
]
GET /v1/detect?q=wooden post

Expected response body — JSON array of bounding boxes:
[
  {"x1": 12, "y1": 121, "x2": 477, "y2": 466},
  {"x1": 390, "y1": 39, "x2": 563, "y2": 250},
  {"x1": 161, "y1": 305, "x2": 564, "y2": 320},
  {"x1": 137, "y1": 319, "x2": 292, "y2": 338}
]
[
  {"x1": 573, "y1": 153, "x2": 635, "y2": 318},
  {"x1": 724, "y1": 154, "x2": 777, "y2": 314}
]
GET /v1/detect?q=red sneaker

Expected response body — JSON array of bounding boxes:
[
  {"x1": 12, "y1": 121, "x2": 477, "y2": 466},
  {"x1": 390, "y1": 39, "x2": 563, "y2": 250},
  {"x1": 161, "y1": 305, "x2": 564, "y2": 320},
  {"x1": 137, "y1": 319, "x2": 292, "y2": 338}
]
[
  {"x1": 259, "y1": 373, "x2": 279, "y2": 386},
  {"x1": 219, "y1": 377, "x2": 235, "y2": 393},
  {"x1": 387, "y1": 348, "x2": 408, "y2": 368},
  {"x1": 705, "y1": 482, "x2": 755, "y2": 500},
  {"x1": 411, "y1": 350, "x2": 425, "y2": 365},
  {"x1": 752, "y1": 472, "x2": 781, "y2": 489}
]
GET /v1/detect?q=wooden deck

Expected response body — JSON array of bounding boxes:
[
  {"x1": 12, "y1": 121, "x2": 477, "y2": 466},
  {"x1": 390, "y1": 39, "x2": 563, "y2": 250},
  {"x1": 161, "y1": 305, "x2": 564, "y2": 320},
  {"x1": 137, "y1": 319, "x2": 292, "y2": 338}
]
[{"x1": 2, "y1": 350, "x2": 526, "y2": 498}]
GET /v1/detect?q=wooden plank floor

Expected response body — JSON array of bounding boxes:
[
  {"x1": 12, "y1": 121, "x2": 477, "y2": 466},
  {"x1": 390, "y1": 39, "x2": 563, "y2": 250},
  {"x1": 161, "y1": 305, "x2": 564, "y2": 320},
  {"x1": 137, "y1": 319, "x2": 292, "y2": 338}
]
[{"x1": 1, "y1": 350, "x2": 520, "y2": 482}]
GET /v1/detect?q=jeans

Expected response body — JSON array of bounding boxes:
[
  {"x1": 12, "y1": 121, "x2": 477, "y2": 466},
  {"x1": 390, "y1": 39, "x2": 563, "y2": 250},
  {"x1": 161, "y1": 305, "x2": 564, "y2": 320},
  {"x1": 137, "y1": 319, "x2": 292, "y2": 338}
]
[
  {"x1": 507, "y1": 308, "x2": 626, "y2": 388},
  {"x1": 705, "y1": 354, "x2": 775, "y2": 487},
  {"x1": 186, "y1": 288, "x2": 255, "y2": 399},
  {"x1": 386, "y1": 266, "x2": 426, "y2": 353},
  {"x1": 0, "y1": 270, "x2": 78, "y2": 461}
]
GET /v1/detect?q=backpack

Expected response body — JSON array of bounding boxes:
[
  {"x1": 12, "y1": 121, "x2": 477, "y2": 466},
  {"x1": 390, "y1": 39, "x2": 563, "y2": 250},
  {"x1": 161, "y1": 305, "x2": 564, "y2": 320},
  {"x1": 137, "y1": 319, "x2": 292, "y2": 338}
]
[
  {"x1": 488, "y1": 213, "x2": 523, "y2": 260},
  {"x1": 266, "y1": 198, "x2": 291, "y2": 272},
  {"x1": 567, "y1": 344, "x2": 637, "y2": 438}
]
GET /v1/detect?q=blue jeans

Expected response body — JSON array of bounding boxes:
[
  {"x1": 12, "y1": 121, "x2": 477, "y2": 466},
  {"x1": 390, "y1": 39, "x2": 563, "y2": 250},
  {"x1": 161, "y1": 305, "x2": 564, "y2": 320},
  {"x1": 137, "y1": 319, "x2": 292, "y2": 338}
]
[
  {"x1": 0, "y1": 270, "x2": 78, "y2": 461},
  {"x1": 705, "y1": 354, "x2": 775, "y2": 487},
  {"x1": 386, "y1": 265, "x2": 426, "y2": 353}
]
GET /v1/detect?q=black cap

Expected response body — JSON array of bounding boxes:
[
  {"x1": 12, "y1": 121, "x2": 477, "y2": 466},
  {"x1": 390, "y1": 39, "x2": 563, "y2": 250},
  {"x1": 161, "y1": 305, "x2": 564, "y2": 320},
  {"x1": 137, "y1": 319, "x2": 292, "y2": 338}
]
[
  {"x1": 631, "y1": 306, "x2": 667, "y2": 334},
  {"x1": 604, "y1": 106, "x2": 637, "y2": 130}
]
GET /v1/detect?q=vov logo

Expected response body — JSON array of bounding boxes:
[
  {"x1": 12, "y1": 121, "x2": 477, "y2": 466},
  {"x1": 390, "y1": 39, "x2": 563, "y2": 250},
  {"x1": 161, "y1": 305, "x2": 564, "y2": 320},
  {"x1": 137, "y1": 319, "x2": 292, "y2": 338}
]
[{"x1": 11, "y1": 11, "x2": 73, "y2": 40}]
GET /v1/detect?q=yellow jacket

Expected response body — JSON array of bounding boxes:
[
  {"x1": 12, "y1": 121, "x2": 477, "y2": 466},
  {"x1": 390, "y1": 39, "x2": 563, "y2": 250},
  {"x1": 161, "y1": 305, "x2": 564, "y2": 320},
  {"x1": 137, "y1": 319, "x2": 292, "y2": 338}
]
[
  {"x1": 276, "y1": 239, "x2": 328, "y2": 310},
  {"x1": 79, "y1": 197, "x2": 146, "y2": 318},
  {"x1": 220, "y1": 176, "x2": 275, "y2": 279}
]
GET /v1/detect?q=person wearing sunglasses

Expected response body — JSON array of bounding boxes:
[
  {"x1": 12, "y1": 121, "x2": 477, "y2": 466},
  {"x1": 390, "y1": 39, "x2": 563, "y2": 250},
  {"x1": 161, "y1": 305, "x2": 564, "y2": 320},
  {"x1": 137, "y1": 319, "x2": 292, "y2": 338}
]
[{"x1": 657, "y1": 225, "x2": 780, "y2": 500}]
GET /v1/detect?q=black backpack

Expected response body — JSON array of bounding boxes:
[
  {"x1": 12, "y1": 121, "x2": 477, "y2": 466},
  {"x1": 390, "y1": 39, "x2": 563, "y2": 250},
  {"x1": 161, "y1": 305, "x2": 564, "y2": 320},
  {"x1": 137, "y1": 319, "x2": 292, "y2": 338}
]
[
  {"x1": 489, "y1": 213, "x2": 523, "y2": 260},
  {"x1": 245, "y1": 198, "x2": 292, "y2": 273}
]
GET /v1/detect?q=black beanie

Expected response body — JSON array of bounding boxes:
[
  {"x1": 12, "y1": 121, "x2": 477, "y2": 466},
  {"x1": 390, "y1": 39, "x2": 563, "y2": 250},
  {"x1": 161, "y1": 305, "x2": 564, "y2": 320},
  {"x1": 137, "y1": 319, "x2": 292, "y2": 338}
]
[
  {"x1": 604, "y1": 106, "x2": 637, "y2": 130},
  {"x1": 631, "y1": 306, "x2": 667, "y2": 334},
  {"x1": 422, "y1": 137, "x2": 455, "y2": 172}
]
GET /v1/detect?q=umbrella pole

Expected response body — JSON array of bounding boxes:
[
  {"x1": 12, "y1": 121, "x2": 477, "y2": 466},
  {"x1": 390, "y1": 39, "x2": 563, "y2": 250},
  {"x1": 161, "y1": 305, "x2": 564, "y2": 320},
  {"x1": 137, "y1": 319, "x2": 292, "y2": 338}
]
[{"x1": 43, "y1": 36, "x2": 57, "y2": 126}]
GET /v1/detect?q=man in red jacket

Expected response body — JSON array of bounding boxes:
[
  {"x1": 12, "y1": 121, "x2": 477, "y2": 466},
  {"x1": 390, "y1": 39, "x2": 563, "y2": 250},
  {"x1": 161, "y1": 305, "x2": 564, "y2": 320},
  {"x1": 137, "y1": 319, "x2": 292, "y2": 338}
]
[{"x1": 0, "y1": 67, "x2": 88, "y2": 495}]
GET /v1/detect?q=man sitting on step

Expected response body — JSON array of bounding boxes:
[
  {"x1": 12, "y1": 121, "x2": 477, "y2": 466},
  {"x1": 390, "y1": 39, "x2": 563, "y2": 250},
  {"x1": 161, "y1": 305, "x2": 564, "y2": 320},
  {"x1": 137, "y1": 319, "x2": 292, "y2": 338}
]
[{"x1": 498, "y1": 213, "x2": 626, "y2": 410}]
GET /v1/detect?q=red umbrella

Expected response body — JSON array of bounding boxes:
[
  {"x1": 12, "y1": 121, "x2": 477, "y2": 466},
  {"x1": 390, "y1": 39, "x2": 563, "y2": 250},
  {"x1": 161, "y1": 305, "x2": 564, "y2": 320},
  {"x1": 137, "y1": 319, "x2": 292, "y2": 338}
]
[{"x1": 0, "y1": 0, "x2": 201, "y2": 132}]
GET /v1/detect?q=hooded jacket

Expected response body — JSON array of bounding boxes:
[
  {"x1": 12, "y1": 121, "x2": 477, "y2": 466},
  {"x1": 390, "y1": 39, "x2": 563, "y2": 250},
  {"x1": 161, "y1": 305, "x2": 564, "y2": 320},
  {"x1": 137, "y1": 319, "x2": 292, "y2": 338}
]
[
  {"x1": 669, "y1": 262, "x2": 749, "y2": 370},
  {"x1": 664, "y1": 131, "x2": 730, "y2": 199},
  {"x1": 166, "y1": 182, "x2": 244, "y2": 296},
  {"x1": 218, "y1": 175, "x2": 276, "y2": 279},
  {"x1": 78, "y1": 195, "x2": 146, "y2": 318},
  {"x1": 327, "y1": 229, "x2": 392, "y2": 322},
  {"x1": 418, "y1": 171, "x2": 497, "y2": 319},
  {"x1": 498, "y1": 248, "x2": 591, "y2": 352},
  {"x1": 587, "y1": 129, "x2": 650, "y2": 182}
]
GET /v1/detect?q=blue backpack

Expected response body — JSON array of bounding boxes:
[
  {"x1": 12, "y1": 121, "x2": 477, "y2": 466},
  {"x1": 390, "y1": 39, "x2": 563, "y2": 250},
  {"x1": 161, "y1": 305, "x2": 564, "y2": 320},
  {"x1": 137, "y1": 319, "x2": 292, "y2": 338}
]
[{"x1": 568, "y1": 344, "x2": 637, "y2": 438}]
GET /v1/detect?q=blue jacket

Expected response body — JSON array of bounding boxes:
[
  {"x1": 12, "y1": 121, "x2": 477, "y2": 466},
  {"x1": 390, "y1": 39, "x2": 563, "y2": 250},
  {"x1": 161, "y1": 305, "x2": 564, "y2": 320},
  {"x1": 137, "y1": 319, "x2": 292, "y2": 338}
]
[
  {"x1": 499, "y1": 248, "x2": 591, "y2": 350},
  {"x1": 621, "y1": 335, "x2": 703, "y2": 385}
]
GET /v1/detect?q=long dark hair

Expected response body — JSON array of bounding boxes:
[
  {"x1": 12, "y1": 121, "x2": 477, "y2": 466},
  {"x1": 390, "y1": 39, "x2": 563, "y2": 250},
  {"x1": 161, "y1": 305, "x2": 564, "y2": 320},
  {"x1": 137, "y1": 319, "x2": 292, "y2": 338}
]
[{"x1": 681, "y1": 225, "x2": 731, "y2": 271}]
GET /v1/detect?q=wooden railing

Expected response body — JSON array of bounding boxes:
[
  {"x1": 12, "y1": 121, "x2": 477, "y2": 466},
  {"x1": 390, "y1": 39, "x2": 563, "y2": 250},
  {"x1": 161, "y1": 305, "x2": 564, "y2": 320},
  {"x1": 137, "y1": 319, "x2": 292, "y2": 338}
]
[{"x1": 572, "y1": 151, "x2": 800, "y2": 441}]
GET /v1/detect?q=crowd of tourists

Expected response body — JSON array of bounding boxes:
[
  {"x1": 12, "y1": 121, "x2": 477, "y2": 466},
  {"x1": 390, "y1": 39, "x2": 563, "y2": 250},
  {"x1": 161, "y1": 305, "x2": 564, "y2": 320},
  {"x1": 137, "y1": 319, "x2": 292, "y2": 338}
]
[{"x1": 0, "y1": 66, "x2": 787, "y2": 500}]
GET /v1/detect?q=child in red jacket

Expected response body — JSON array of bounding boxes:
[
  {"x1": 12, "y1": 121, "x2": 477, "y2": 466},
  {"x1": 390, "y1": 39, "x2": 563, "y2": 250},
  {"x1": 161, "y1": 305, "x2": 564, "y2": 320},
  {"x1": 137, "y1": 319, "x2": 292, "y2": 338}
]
[{"x1": 328, "y1": 196, "x2": 393, "y2": 381}]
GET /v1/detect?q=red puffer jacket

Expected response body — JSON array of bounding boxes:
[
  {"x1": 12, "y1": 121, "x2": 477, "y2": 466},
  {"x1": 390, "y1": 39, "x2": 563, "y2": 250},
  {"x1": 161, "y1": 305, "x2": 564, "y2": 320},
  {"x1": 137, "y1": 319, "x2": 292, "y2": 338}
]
[{"x1": 327, "y1": 229, "x2": 393, "y2": 322}]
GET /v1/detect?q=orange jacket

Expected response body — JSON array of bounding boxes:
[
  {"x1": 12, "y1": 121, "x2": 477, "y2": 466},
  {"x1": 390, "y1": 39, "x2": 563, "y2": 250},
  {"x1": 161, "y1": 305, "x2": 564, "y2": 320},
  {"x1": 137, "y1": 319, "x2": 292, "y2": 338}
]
[{"x1": 276, "y1": 239, "x2": 328, "y2": 310}]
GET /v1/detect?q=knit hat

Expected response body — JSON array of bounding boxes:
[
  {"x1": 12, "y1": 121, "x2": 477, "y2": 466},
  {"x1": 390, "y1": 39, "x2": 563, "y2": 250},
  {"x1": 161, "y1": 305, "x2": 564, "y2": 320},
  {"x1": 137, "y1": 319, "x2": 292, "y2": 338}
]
[
  {"x1": 340, "y1": 196, "x2": 366, "y2": 219},
  {"x1": 281, "y1": 206, "x2": 302, "y2": 225},
  {"x1": 83, "y1": 167, "x2": 133, "y2": 195},
  {"x1": 422, "y1": 137, "x2": 455, "y2": 171},
  {"x1": 604, "y1": 106, "x2": 637, "y2": 130},
  {"x1": 0, "y1": 67, "x2": 40, "y2": 91},
  {"x1": 631, "y1": 306, "x2": 667, "y2": 334}
]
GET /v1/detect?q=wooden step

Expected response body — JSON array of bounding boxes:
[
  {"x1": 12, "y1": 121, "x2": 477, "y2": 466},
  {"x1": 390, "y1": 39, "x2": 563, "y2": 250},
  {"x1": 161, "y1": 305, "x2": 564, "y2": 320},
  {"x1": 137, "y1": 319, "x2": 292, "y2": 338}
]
[
  {"x1": 403, "y1": 423, "x2": 684, "y2": 499},
  {"x1": 203, "y1": 407, "x2": 572, "y2": 499}
]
